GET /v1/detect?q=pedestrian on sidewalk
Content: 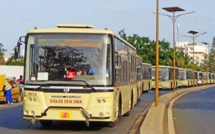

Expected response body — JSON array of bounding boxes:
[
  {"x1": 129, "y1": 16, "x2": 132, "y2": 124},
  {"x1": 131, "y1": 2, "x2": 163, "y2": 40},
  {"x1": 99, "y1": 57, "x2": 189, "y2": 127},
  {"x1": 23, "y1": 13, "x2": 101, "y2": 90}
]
[{"x1": 4, "y1": 80, "x2": 13, "y2": 104}]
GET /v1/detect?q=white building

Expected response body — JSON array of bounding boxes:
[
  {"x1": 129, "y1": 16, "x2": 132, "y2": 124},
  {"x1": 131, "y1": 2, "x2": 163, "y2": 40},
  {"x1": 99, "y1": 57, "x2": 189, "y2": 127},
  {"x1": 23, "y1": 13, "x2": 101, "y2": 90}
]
[
  {"x1": 175, "y1": 42, "x2": 189, "y2": 52},
  {"x1": 176, "y1": 42, "x2": 208, "y2": 66}
]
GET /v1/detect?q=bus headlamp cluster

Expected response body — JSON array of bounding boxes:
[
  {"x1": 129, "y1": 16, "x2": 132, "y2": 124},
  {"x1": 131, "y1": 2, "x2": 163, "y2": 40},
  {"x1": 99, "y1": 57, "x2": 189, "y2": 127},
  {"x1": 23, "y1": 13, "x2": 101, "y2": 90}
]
[
  {"x1": 24, "y1": 96, "x2": 37, "y2": 102},
  {"x1": 97, "y1": 98, "x2": 111, "y2": 103},
  {"x1": 24, "y1": 110, "x2": 36, "y2": 116}
]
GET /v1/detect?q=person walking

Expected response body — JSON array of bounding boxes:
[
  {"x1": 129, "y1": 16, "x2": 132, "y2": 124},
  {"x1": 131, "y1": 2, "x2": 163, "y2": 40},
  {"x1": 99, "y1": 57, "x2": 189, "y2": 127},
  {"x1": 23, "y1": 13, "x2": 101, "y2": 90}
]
[{"x1": 4, "y1": 80, "x2": 13, "y2": 104}]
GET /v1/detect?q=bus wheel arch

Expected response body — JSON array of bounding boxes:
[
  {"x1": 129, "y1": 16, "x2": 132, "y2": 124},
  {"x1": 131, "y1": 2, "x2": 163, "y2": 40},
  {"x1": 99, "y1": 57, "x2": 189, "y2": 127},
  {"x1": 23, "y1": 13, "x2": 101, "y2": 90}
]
[
  {"x1": 107, "y1": 93, "x2": 122, "y2": 127},
  {"x1": 142, "y1": 82, "x2": 144, "y2": 93},
  {"x1": 124, "y1": 90, "x2": 133, "y2": 116}
]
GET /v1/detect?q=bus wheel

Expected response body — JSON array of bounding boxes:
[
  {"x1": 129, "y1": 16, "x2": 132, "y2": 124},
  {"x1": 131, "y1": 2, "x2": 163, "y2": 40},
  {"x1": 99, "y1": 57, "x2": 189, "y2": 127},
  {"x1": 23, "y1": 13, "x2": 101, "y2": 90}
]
[
  {"x1": 171, "y1": 83, "x2": 173, "y2": 89},
  {"x1": 137, "y1": 87, "x2": 140, "y2": 101},
  {"x1": 142, "y1": 83, "x2": 144, "y2": 93},
  {"x1": 40, "y1": 120, "x2": 53, "y2": 127}
]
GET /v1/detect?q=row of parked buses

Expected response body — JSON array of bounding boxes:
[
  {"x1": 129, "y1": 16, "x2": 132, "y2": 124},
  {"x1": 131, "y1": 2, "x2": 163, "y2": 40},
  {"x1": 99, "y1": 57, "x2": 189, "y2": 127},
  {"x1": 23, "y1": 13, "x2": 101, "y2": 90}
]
[
  {"x1": 19, "y1": 24, "x2": 213, "y2": 128},
  {"x1": 150, "y1": 65, "x2": 215, "y2": 89}
]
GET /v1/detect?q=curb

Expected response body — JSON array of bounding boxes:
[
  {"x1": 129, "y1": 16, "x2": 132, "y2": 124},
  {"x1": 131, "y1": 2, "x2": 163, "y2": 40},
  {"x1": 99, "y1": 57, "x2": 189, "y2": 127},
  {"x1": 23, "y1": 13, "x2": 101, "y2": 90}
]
[{"x1": 140, "y1": 84, "x2": 215, "y2": 134}]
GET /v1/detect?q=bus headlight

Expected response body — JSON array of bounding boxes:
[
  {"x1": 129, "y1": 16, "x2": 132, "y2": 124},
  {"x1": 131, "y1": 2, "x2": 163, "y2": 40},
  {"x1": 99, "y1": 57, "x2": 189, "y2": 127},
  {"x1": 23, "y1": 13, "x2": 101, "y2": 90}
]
[
  {"x1": 28, "y1": 97, "x2": 32, "y2": 101},
  {"x1": 31, "y1": 111, "x2": 35, "y2": 115},
  {"x1": 99, "y1": 112, "x2": 104, "y2": 117},
  {"x1": 102, "y1": 99, "x2": 106, "y2": 103},
  {"x1": 24, "y1": 96, "x2": 27, "y2": 101},
  {"x1": 33, "y1": 98, "x2": 37, "y2": 101},
  {"x1": 97, "y1": 99, "x2": 101, "y2": 103}
]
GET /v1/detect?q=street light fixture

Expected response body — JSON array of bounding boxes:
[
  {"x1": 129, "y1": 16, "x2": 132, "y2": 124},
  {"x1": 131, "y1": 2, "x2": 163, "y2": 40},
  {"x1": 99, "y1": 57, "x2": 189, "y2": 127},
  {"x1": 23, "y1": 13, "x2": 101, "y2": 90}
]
[
  {"x1": 182, "y1": 30, "x2": 207, "y2": 87},
  {"x1": 160, "y1": 7, "x2": 195, "y2": 92}
]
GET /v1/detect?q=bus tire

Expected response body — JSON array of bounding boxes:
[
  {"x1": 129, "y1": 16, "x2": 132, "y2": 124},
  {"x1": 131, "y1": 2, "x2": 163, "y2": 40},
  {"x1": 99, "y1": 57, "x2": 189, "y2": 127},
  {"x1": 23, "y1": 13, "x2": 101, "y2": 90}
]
[
  {"x1": 40, "y1": 120, "x2": 53, "y2": 127},
  {"x1": 142, "y1": 83, "x2": 144, "y2": 93},
  {"x1": 137, "y1": 86, "x2": 140, "y2": 101},
  {"x1": 171, "y1": 83, "x2": 173, "y2": 90}
]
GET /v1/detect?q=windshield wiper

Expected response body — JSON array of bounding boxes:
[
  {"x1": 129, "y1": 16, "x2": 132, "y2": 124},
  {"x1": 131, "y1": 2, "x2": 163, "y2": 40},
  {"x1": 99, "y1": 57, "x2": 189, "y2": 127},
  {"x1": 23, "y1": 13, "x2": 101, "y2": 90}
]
[
  {"x1": 34, "y1": 84, "x2": 51, "y2": 90},
  {"x1": 70, "y1": 80, "x2": 97, "y2": 92},
  {"x1": 32, "y1": 81, "x2": 96, "y2": 91}
]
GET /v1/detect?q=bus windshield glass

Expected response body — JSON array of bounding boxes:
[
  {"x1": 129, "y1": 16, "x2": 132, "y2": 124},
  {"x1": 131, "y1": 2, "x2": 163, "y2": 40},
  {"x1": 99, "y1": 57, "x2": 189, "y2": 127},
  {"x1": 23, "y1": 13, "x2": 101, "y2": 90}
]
[
  {"x1": 179, "y1": 70, "x2": 185, "y2": 80},
  {"x1": 159, "y1": 67, "x2": 168, "y2": 81},
  {"x1": 152, "y1": 67, "x2": 168, "y2": 81},
  {"x1": 24, "y1": 33, "x2": 112, "y2": 86}
]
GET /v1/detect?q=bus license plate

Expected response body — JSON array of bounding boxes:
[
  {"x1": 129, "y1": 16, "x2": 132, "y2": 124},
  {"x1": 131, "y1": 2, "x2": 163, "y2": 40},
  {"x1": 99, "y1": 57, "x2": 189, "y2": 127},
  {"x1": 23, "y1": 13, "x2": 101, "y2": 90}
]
[{"x1": 59, "y1": 112, "x2": 72, "y2": 119}]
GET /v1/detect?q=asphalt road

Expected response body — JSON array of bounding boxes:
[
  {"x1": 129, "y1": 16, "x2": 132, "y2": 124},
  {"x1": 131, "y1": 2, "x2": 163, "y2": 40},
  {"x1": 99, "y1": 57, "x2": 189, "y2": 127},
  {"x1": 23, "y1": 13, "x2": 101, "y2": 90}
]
[
  {"x1": 0, "y1": 89, "x2": 172, "y2": 134},
  {"x1": 173, "y1": 87, "x2": 215, "y2": 134}
]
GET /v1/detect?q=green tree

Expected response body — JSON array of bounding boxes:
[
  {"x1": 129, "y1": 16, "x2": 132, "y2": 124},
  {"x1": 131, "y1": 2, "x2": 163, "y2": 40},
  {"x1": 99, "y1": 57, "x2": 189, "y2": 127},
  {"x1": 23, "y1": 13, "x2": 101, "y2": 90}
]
[
  {"x1": 208, "y1": 48, "x2": 215, "y2": 73},
  {"x1": 4, "y1": 56, "x2": 24, "y2": 66},
  {"x1": 0, "y1": 43, "x2": 7, "y2": 65},
  {"x1": 199, "y1": 53, "x2": 208, "y2": 72},
  {"x1": 119, "y1": 29, "x2": 172, "y2": 66}
]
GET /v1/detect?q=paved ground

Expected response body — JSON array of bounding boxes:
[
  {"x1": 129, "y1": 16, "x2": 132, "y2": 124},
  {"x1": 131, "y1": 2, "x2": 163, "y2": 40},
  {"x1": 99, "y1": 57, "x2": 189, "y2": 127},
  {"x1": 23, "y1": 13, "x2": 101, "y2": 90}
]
[{"x1": 172, "y1": 87, "x2": 215, "y2": 134}]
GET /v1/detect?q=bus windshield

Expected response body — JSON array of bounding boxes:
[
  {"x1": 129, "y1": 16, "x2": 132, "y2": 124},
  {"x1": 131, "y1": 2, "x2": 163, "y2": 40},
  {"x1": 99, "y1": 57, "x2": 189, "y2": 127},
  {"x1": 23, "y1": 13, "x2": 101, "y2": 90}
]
[
  {"x1": 152, "y1": 67, "x2": 168, "y2": 81},
  {"x1": 24, "y1": 33, "x2": 112, "y2": 86},
  {"x1": 179, "y1": 70, "x2": 185, "y2": 80},
  {"x1": 159, "y1": 67, "x2": 168, "y2": 81}
]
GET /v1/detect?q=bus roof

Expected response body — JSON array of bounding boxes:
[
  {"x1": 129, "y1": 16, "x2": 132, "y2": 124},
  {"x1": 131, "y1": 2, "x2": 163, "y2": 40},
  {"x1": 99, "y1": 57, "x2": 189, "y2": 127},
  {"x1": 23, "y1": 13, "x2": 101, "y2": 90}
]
[
  {"x1": 27, "y1": 24, "x2": 114, "y2": 34},
  {"x1": 152, "y1": 65, "x2": 178, "y2": 69},
  {"x1": 136, "y1": 55, "x2": 142, "y2": 59},
  {"x1": 179, "y1": 68, "x2": 193, "y2": 71},
  {"x1": 142, "y1": 63, "x2": 152, "y2": 66},
  {"x1": 27, "y1": 24, "x2": 136, "y2": 50}
]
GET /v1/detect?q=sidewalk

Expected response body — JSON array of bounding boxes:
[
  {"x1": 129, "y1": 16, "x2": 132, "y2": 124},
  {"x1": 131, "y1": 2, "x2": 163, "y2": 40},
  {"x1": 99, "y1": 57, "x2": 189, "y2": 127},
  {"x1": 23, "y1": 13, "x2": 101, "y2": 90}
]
[{"x1": 140, "y1": 84, "x2": 215, "y2": 134}]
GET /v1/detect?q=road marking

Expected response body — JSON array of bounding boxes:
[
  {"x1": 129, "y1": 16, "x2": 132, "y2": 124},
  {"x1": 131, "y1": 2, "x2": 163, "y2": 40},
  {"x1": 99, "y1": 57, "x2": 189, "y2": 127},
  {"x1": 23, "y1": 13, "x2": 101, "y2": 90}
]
[{"x1": 168, "y1": 92, "x2": 190, "y2": 134}]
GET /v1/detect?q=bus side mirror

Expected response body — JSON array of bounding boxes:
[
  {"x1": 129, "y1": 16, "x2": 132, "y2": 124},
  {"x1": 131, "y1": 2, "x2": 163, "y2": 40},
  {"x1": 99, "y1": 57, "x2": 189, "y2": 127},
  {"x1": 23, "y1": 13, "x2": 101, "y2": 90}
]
[
  {"x1": 14, "y1": 36, "x2": 25, "y2": 59},
  {"x1": 14, "y1": 46, "x2": 19, "y2": 59}
]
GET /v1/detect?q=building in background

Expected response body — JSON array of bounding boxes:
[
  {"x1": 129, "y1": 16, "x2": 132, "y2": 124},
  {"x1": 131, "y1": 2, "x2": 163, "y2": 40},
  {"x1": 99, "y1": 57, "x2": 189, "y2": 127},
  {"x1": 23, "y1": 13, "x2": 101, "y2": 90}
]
[
  {"x1": 4, "y1": 57, "x2": 10, "y2": 62},
  {"x1": 176, "y1": 42, "x2": 208, "y2": 66},
  {"x1": 175, "y1": 42, "x2": 189, "y2": 52}
]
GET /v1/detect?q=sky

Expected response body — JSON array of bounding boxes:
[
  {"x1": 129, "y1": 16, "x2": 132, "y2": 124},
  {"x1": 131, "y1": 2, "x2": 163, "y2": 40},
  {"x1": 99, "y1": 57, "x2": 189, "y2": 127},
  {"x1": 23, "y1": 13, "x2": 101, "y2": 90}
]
[{"x1": 0, "y1": 0, "x2": 214, "y2": 57}]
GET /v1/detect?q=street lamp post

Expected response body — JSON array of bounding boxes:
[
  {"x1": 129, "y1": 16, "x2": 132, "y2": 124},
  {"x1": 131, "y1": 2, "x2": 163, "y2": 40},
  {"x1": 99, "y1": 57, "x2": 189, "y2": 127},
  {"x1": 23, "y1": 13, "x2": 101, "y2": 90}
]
[
  {"x1": 155, "y1": 0, "x2": 159, "y2": 107},
  {"x1": 182, "y1": 31, "x2": 207, "y2": 87},
  {"x1": 159, "y1": 7, "x2": 195, "y2": 92}
]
